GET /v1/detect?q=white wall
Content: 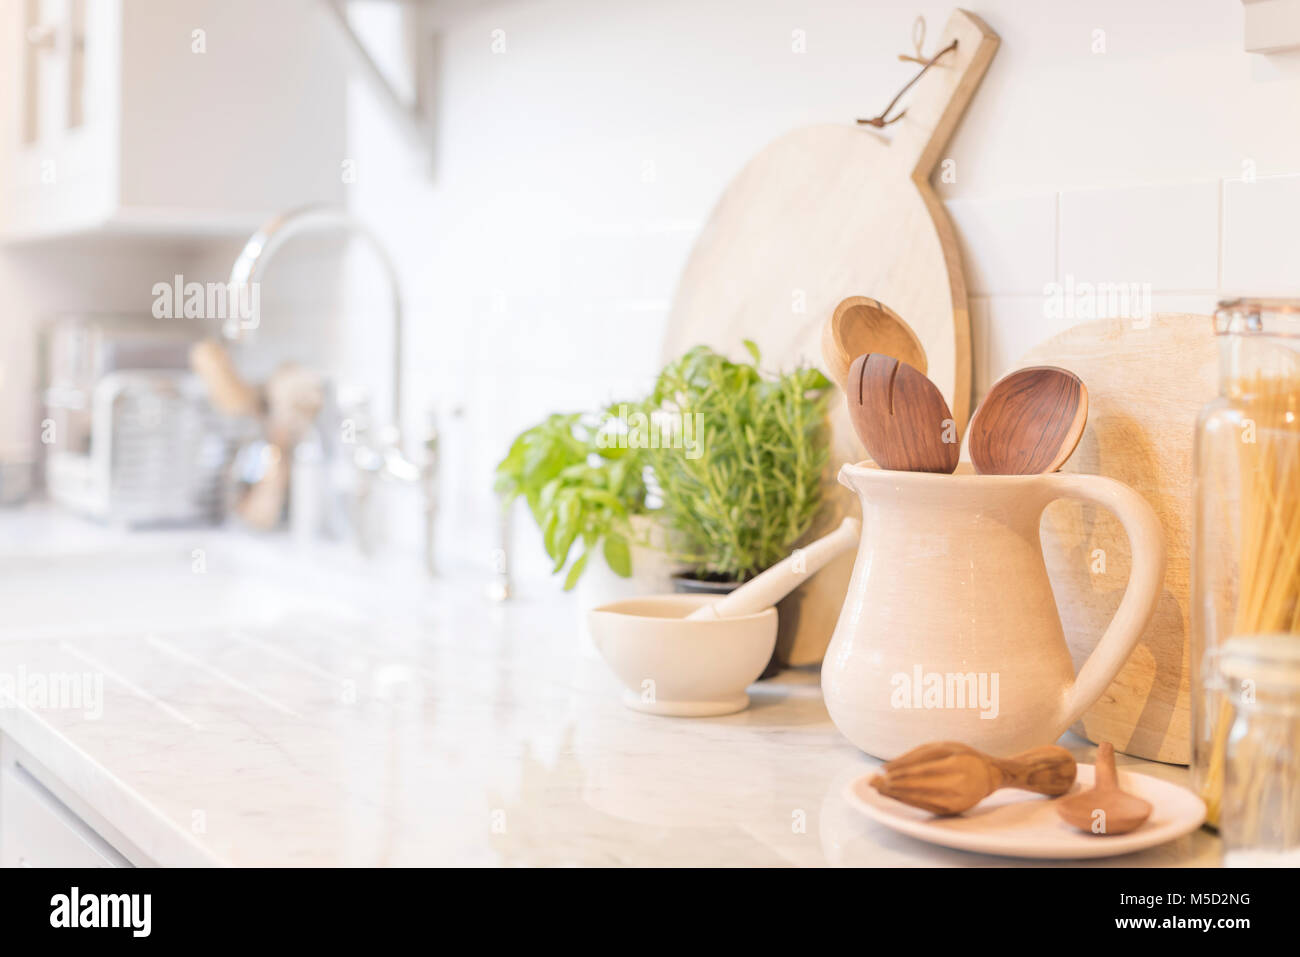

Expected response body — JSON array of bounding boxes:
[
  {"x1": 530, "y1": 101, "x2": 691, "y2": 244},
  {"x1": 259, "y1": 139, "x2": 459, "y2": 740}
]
[{"x1": 339, "y1": 0, "x2": 1300, "y2": 577}]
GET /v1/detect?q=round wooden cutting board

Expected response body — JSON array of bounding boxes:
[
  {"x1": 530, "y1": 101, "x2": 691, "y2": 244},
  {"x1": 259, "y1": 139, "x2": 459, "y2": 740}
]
[
  {"x1": 1016, "y1": 314, "x2": 1219, "y2": 765},
  {"x1": 660, "y1": 10, "x2": 999, "y2": 665}
]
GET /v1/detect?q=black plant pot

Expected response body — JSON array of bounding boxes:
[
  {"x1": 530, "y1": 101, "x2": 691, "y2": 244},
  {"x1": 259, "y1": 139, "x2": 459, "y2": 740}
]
[
  {"x1": 671, "y1": 573, "x2": 782, "y2": 680},
  {"x1": 671, "y1": 574, "x2": 740, "y2": 596}
]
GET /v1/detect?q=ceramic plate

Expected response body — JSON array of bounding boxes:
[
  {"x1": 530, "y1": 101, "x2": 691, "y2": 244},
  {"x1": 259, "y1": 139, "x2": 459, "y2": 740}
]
[{"x1": 845, "y1": 764, "x2": 1206, "y2": 860}]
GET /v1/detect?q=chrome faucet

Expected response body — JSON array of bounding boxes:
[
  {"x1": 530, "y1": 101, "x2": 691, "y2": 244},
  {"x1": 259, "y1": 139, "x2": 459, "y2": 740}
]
[{"x1": 226, "y1": 204, "x2": 437, "y2": 569}]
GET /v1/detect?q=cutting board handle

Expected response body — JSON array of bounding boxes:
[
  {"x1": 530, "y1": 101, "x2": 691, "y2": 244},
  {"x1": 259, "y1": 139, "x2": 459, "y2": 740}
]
[{"x1": 888, "y1": 9, "x2": 1000, "y2": 180}]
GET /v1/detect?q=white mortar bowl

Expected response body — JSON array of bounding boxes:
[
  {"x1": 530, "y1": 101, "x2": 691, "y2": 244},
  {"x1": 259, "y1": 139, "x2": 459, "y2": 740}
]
[{"x1": 588, "y1": 594, "x2": 778, "y2": 716}]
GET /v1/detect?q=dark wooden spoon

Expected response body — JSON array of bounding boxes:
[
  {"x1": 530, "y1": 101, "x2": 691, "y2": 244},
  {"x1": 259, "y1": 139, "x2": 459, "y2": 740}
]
[
  {"x1": 968, "y1": 366, "x2": 1088, "y2": 475},
  {"x1": 848, "y1": 353, "x2": 959, "y2": 473},
  {"x1": 1055, "y1": 742, "x2": 1152, "y2": 835}
]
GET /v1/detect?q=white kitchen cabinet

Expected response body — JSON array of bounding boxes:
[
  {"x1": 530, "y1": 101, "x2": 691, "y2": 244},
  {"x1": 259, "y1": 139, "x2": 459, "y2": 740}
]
[
  {"x1": 0, "y1": 0, "x2": 346, "y2": 240},
  {"x1": 0, "y1": 763, "x2": 130, "y2": 867}
]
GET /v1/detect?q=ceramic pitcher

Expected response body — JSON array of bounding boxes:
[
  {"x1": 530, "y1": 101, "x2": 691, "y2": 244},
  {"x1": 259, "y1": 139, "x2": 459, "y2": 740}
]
[{"x1": 822, "y1": 463, "x2": 1165, "y2": 759}]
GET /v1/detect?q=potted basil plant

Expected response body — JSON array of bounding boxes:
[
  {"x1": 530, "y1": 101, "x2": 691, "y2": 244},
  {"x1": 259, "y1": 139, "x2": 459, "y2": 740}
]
[{"x1": 494, "y1": 408, "x2": 677, "y2": 603}]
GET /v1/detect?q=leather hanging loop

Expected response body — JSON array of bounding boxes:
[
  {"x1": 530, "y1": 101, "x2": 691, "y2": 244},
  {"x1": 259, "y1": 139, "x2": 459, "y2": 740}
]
[
  {"x1": 857, "y1": 38, "x2": 958, "y2": 129},
  {"x1": 898, "y1": 15, "x2": 929, "y2": 65}
]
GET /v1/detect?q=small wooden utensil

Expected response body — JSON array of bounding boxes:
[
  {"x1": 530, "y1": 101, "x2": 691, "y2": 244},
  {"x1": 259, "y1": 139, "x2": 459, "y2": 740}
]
[
  {"x1": 967, "y1": 365, "x2": 1088, "y2": 475},
  {"x1": 821, "y1": 297, "x2": 928, "y2": 392},
  {"x1": 870, "y1": 741, "x2": 1077, "y2": 816},
  {"x1": 1055, "y1": 742, "x2": 1152, "y2": 835},
  {"x1": 848, "y1": 353, "x2": 959, "y2": 473},
  {"x1": 190, "y1": 339, "x2": 263, "y2": 417}
]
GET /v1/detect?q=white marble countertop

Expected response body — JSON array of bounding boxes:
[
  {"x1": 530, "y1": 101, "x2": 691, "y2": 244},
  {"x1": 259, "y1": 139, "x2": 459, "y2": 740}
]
[{"x1": 0, "y1": 509, "x2": 1222, "y2": 866}]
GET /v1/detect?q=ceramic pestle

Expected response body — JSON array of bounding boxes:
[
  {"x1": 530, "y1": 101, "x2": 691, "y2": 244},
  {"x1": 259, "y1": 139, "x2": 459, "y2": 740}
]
[{"x1": 685, "y1": 518, "x2": 861, "y2": 621}]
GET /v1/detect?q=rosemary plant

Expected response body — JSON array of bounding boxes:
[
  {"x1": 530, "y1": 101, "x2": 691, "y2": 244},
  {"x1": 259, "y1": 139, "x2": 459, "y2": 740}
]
[{"x1": 642, "y1": 343, "x2": 831, "y2": 582}]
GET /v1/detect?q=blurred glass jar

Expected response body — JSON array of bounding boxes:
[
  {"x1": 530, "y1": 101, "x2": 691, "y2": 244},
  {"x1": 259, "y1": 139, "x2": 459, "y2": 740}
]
[
  {"x1": 1212, "y1": 637, "x2": 1300, "y2": 866},
  {"x1": 1192, "y1": 299, "x2": 1300, "y2": 830}
]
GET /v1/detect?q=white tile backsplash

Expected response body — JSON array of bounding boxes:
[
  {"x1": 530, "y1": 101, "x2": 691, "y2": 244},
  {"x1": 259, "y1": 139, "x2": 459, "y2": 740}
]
[
  {"x1": 1222, "y1": 174, "x2": 1300, "y2": 296},
  {"x1": 946, "y1": 194, "x2": 1058, "y2": 296},
  {"x1": 956, "y1": 179, "x2": 1251, "y2": 398},
  {"x1": 1149, "y1": 293, "x2": 1220, "y2": 318},
  {"x1": 1059, "y1": 181, "x2": 1220, "y2": 291},
  {"x1": 978, "y1": 295, "x2": 1073, "y2": 388}
]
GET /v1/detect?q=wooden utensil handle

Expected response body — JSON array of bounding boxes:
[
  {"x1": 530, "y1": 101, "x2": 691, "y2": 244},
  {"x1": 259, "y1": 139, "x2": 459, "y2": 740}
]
[
  {"x1": 191, "y1": 339, "x2": 261, "y2": 417},
  {"x1": 1094, "y1": 742, "x2": 1119, "y2": 792},
  {"x1": 990, "y1": 746, "x2": 1077, "y2": 796}
]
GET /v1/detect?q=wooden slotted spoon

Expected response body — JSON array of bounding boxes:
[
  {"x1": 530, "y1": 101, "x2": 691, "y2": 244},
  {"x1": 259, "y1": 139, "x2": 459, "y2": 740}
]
[{"x1": 848, "y1": 353, "x2": 959, "y2": 474}]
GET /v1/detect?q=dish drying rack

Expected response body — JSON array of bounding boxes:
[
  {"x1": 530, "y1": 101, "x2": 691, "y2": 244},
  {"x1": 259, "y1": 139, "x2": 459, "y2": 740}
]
[{"x1": 45, "y1": 371, "x2": 228, "y2": 526}]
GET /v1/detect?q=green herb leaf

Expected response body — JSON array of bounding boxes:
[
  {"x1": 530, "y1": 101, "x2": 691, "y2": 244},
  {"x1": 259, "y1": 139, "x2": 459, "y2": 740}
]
[
  {"x1": 602, "y1": 533, "x2": 632, "y2": 577},
  {"x1": 563, "y1": 549, "x2": 590, "y2": 591},
  {"x1": 495, "y1": 404, "x2": 648, "y2": 590},
  {"x1": 550, "y1": 493, "x2": 581, "y2": 572}
]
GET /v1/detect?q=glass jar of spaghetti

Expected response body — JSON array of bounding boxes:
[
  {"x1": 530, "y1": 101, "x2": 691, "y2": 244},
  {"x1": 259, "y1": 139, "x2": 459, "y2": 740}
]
[
  {"x1": 1192, "y1": 299, "x2": 1300, "y2": 830},
  {"x1": 1213, "y1": 636, "x2": 1300, "y2": 864}
]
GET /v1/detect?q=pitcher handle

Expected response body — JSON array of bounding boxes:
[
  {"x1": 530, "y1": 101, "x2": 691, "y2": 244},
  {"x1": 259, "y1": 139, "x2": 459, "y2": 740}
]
[{"x1": 1039, "y1": 473, "x2": 1166, "y2": 730}]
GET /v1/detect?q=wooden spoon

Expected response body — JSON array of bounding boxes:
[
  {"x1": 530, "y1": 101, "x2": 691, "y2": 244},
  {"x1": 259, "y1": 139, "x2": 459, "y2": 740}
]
[
  {"x1": 848, "y1": 353, "x2": 959, "y2": 473},
  {"x1": 190, "y1": 339, "x2": 263, "y2": 417},
  {"x1": 870, "y1": 742, "x2": 1077, "y2": 816},
  {"x1": 1055, "y1": 742, "x2": 1152, "y2": 835},
  {"x1": 967, "y1": 365, "x2": 1088, "y2": 475},
  {"x1": 821, "y1": 296, "x2": 927, "y2": 392},
  {"x1": 236, "y1": 363, "x2": 324, "y2": 530}
]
